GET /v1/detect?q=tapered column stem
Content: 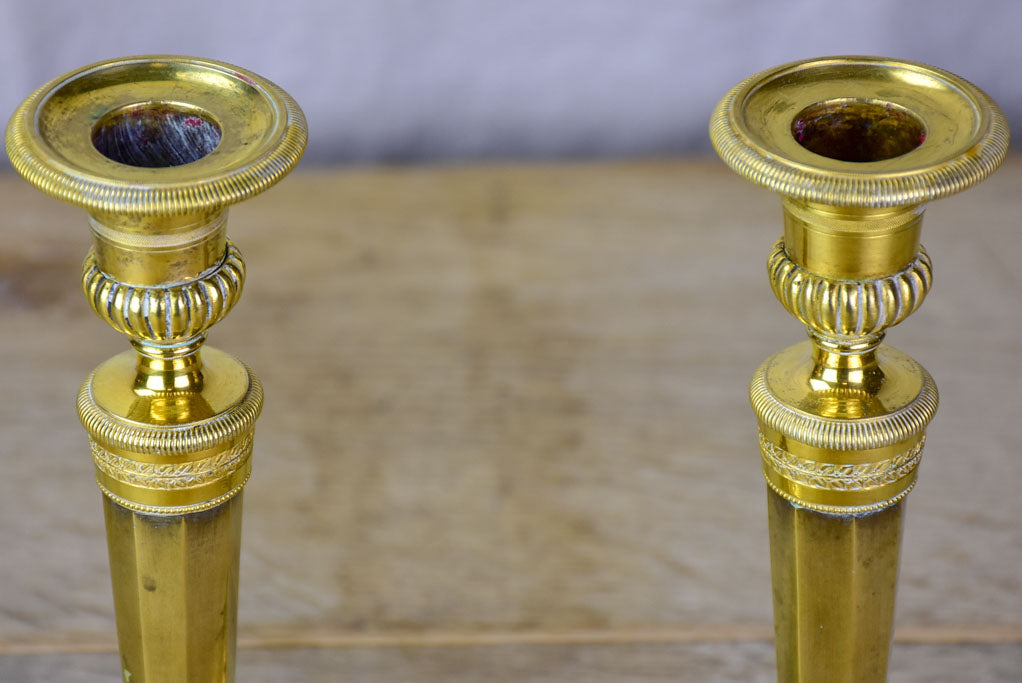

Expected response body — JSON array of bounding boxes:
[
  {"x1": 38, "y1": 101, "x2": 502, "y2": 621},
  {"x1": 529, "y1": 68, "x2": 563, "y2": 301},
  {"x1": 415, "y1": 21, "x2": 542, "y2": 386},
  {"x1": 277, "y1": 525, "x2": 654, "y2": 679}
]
[
  {"x1": 105, "y1": 497, "x2": 243, "y2": 682},
  {"x1": 768, "y1": 491, "x2": 903, "y2": 682}
]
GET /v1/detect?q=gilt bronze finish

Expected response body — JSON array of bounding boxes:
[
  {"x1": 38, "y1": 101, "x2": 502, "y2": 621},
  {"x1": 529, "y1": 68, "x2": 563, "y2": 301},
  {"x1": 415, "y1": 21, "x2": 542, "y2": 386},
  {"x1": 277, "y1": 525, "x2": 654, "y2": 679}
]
[
  {"x1": 6, "y1": 56, "x2": 307, "y2": 681},
  {"x1": 710, "y1": 57, "x2": 1008, "y2": 681}
]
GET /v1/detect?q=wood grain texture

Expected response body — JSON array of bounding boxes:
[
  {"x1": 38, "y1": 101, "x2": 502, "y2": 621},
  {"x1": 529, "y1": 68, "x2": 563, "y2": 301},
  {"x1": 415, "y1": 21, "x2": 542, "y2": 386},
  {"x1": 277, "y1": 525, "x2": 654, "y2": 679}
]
[
  {"x1": 0, "y1": 160, "x2": 1020, "y2": 677},
  {"x1": 2, "y1": 643, "x2": 1020, "y2": 682}
]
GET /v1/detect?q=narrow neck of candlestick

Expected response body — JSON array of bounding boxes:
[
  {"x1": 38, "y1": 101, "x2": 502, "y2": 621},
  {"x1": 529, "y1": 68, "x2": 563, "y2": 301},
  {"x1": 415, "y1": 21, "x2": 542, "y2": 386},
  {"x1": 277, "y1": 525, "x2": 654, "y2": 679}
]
[
  {"x1": 132, "y1": 338, "x2": 205, "y2": 395},
  {"x1": 89, "y1": 209, "x2": 229, "y2": 286},
  {"x1": 809, "y1": 332, "x2": 885, "y2": 396},
  {"x1": 782, "y1": 199, "x2": 923, "y2": 280}
]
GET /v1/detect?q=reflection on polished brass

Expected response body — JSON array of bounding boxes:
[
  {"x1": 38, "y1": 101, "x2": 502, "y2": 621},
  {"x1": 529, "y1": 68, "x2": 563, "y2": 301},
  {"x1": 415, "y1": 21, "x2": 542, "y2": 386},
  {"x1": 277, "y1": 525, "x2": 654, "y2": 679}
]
[
  {"x1": 6, "y1": 56, "x2": 306, "y2": 681},
  {"x1": 710, "y1": 57, "x2": 1008, "y2": 681}
]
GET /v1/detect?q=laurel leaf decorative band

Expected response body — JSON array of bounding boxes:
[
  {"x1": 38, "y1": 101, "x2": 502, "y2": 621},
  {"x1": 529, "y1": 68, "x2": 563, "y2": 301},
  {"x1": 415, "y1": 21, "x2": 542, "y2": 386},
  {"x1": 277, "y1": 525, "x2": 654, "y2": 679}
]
[
  {"x1": 759, "y1": 432, "x2": 923, "y2": 492},
  {"x1": 91, "y1": 434, "x2": 253, "y2": 491},
  {"x1": 758, "y1": 431, "x2": 924, "y2": 513},
  {"x1": 83, "y1": 241, "x2": 245, "y2": 343},
  {"x1": 768, "y1": 240, "x2": 932, "y2": 338}
]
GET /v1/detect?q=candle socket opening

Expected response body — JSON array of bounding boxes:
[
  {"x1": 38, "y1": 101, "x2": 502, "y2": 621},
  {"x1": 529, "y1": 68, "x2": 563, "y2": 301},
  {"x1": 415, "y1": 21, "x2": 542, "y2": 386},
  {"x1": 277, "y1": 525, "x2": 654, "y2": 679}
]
[
  {"x1": 92, "y1": 102, "x2": 222, "y2": 168},
  {"x1": 792, "y1": 99, "x2": 925, "y2": 163}
]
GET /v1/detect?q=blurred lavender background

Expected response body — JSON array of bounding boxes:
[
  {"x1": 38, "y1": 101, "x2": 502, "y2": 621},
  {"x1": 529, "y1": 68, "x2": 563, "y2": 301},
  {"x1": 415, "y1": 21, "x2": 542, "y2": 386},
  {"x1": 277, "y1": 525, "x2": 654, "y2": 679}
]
[{"x1": 0, "y1": 0, "x2": 1017, "y2": 164}]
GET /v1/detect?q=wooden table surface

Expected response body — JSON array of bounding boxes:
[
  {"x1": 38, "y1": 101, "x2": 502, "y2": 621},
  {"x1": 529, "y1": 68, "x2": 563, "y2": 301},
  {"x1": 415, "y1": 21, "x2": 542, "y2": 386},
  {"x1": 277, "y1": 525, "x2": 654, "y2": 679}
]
[{"x1": 1, "y1": 160, "x2": 1020, "y2": 681}]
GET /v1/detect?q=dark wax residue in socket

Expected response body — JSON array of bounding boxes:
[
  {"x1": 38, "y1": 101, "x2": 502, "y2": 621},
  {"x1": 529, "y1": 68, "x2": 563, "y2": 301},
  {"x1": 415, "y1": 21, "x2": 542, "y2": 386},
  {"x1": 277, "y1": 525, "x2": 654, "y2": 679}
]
[{"x1": 93, "y1": 104, "x2": 222, "y2": 168}]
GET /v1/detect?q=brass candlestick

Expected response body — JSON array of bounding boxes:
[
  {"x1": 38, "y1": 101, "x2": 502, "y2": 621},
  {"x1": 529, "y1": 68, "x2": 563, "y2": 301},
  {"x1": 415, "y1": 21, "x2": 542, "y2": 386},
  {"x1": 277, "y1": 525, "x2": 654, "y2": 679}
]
[
  {"x1": 710, "y1": 57, "x2": 1008, "y2": 681},
  {"x1": 6, "y1": 56, "x2": 307, "y2": 681}
]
